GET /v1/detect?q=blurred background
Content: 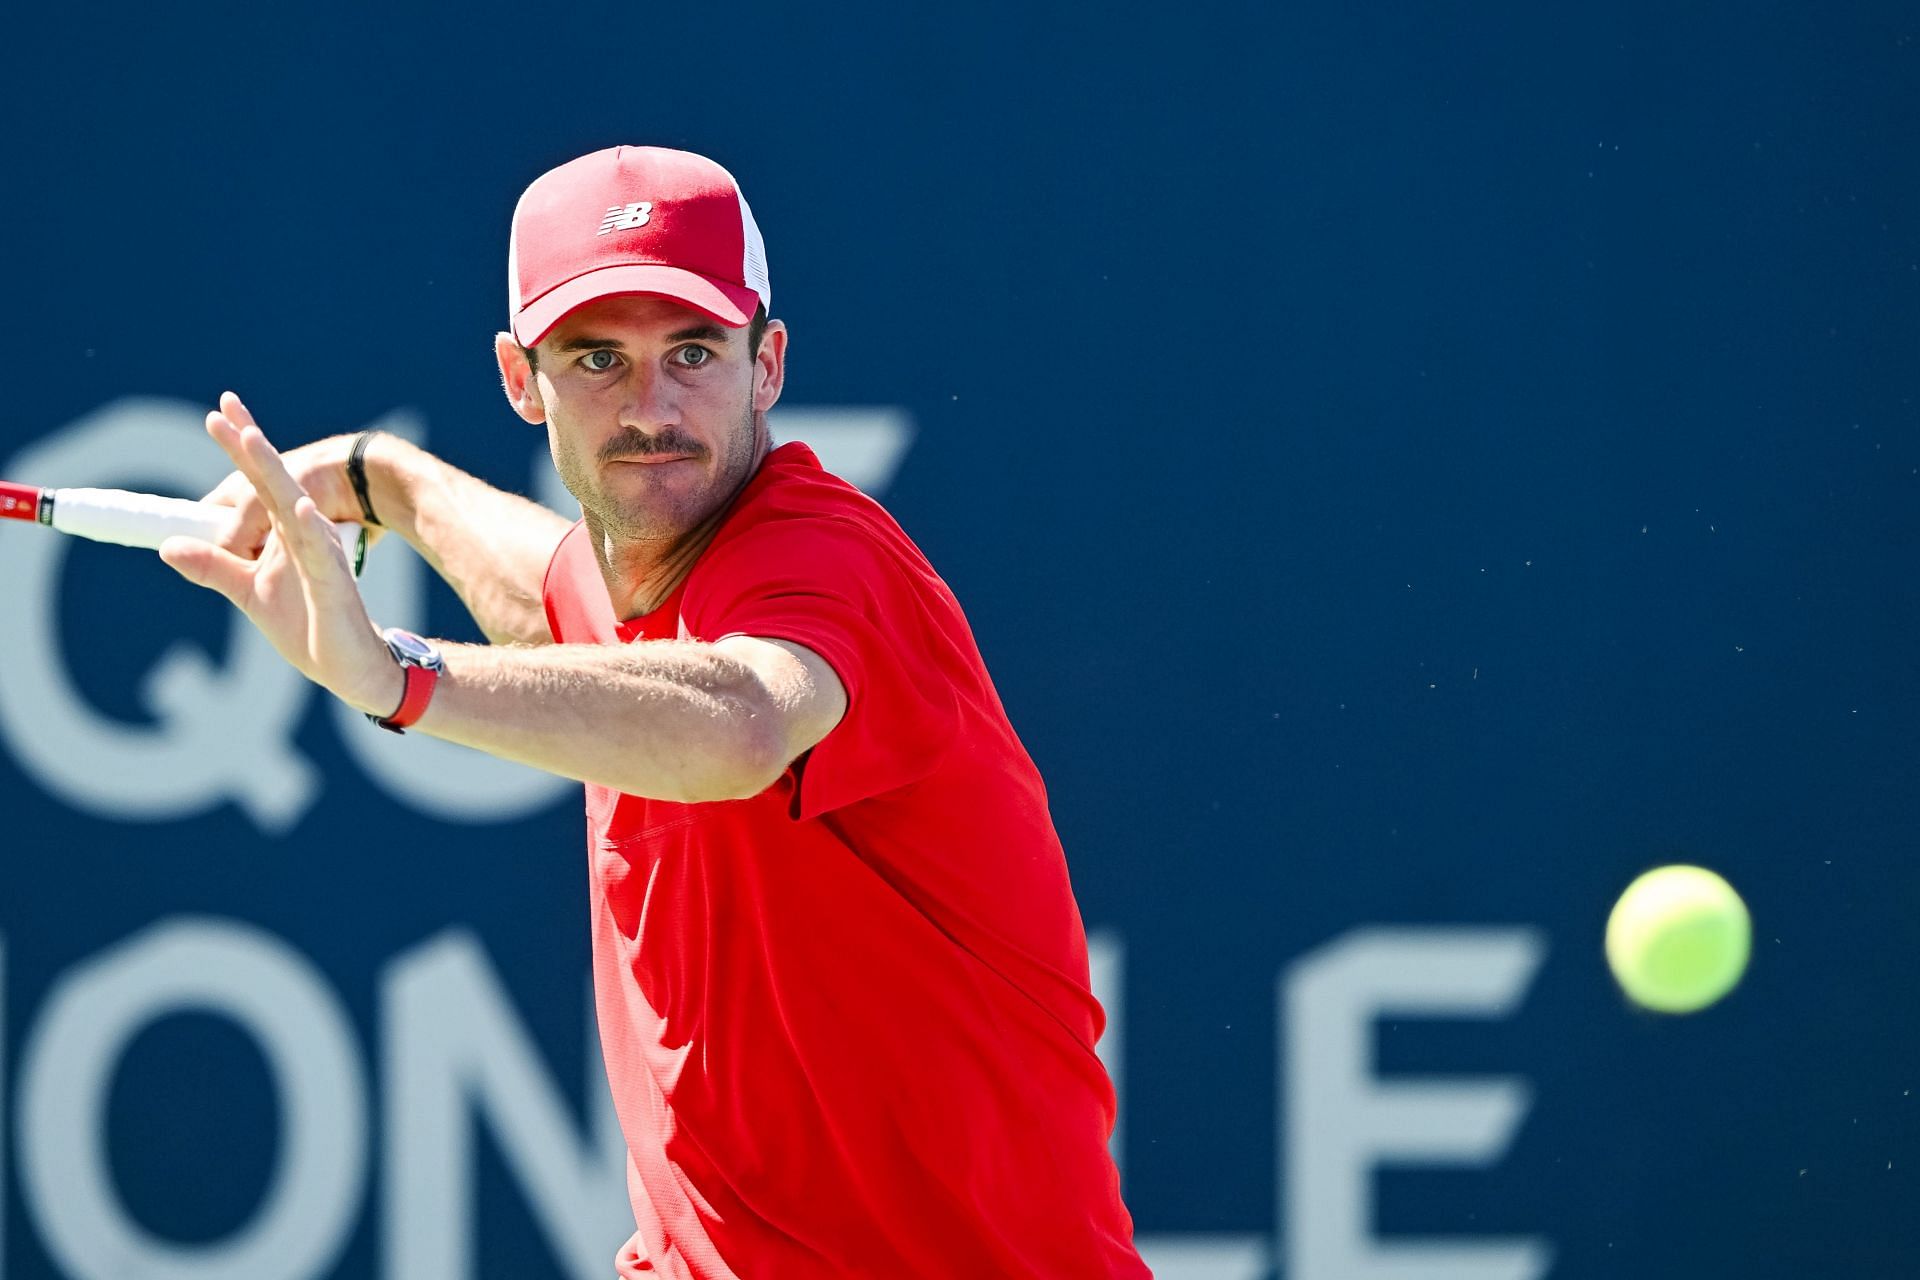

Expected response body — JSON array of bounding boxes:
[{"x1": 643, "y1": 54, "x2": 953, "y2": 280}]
[{"x1": 0, "y1": 2, "x2": 1914, "y2": 1277}]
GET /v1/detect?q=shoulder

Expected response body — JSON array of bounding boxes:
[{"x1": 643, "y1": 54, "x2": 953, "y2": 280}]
[
  {"x1": 678, "y1": 447, "x2": 968, "y2": 657},
  {"x1": 698, "y1": 442, "x2": 934, "y2": 589},
  {"x1": 723, "y1": 441, "x2": 900, "y2": 532}
]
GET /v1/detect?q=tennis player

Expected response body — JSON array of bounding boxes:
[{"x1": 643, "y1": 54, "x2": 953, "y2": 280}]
[{"x1": 164, "y1": 145, "x2": 1148, "y2": 1279}]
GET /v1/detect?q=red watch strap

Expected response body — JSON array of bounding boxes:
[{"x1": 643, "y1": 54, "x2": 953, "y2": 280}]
[{"x1": 379, "y1": 661, "x2": 440, "y2": 731}]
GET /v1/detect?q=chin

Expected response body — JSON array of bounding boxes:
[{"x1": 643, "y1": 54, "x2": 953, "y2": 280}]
[{"x1": 601, "y1": 489, "x2": 717, "y2": 542}]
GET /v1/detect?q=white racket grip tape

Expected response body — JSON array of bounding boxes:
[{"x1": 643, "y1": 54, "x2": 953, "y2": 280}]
[{"x1": 49, "y1": 487, "x2": 365, "y2": 564}]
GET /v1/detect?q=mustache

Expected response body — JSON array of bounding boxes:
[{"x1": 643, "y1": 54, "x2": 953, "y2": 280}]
[{"x1": 597, "y1": 429, "x2": 705, "y2": 464}]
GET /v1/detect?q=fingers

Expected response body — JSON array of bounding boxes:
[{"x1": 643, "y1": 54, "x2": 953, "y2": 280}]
[
  {"x1": 201, "y1": 397, "x2": 393, "y2": 571},
  {"x1": 201, "y1": 395, "x2": 268, "y2": 551},
  {"x1": 205, "y1": 407, "x2": 302, "y2": 527},
  {"x1": 239, "y1": 423, "x2": 313, "y2": 518},
  {"x1": 204, "y1": 411, "x2": 278, "y2": 555},
  {"x1": 205, "y1": 398, "x2": 344, "y2": 573},
  {"x1": 286, "y1": 494, "x2": 356, "y2": 585},
  {"x1": 220, "y1": 391, "x2": 259, "y2": 431},
  {"x1": 158, "y1": 535, "x2": 257, "y2": 607}
]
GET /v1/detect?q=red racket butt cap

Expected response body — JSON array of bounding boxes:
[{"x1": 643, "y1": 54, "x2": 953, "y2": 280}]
[{"x1": 0, "y1": 481, "x2": 43, "y2": 523}]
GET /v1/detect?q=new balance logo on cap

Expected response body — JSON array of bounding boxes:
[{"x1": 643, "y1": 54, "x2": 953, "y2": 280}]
[
  {"x1": 597, "y1": 202, "x2": 653, "y2": 235},
  {"x1": 510, "y1": 147, "x2": 771, "y2": 345}
]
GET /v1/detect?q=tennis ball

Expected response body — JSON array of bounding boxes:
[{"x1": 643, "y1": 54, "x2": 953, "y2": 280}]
[{"x1": 1605, "y1": 864, "x2": 1751, "y2": 1013}]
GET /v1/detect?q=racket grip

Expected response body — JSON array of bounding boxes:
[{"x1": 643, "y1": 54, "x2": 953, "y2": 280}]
[{"x1": 49, "y1": 487, "x2": 366, "y2": 569}]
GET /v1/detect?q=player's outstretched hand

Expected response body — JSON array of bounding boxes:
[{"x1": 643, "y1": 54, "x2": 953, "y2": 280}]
[
  {"x1": 159, "y1": 394, "x2": 404, "y2": 718},
  {"x1": 199, "y1": 391, "x2": 388, "y2": 559}
]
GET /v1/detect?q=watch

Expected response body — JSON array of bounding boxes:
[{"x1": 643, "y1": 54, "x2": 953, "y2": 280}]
[{"x1": 370, "y1": 627, "x2": 443, "y2": 733}]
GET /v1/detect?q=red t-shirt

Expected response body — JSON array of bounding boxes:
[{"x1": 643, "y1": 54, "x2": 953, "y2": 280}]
[{"x1": 541, "y1": 443, "x2": 1148, "y2": 1279}]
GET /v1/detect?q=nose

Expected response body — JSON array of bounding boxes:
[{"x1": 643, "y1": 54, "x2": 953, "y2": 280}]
[{"x1": 619, "y1": 360, "x2": 680, "y2": 436}]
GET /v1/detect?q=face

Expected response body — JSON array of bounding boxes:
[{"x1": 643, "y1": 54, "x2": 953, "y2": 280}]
[{"x1": 498, "y1": 294, "x2": 785, "y2": 546}]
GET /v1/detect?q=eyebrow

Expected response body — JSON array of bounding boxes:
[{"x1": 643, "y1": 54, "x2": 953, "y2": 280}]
[{"x1": 552, "y1": 322, "x2": 731, "y2": 352}]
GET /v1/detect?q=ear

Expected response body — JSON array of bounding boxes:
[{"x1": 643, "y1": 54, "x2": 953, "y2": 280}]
[
  {"x1": 494, "y1": 332, "x2": 547, "y2": 425},
  {"x1": 752, "y1": 320, "x2": 787, "y2": 415}
]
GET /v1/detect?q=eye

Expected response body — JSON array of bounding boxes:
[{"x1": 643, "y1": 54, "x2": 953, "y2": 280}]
[
  {"x1": 676, "y1": 345, "x2": 713, "y2": 368},
  {"x1": 580, "y1": 349, "x2": 619, "y2": 372}
]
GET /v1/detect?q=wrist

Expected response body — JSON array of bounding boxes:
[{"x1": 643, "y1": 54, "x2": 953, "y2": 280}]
[
  {"x1": 346, "y1": 430, "x2": 385, "y2": 526},
  {"x1": 366, "y1": 627, "x2": 445, "y2": 733},
  {"x1": 372, "y1": 663, "x2": 410, "y2": 721},
  {"x1": 345, "y1": 628, "x2": 410, "y2": 718}
]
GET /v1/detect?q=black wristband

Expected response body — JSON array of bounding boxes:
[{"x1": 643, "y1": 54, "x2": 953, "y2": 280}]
[{"x1": 346, "y1": 430, "x2": 383, "y2": 527}]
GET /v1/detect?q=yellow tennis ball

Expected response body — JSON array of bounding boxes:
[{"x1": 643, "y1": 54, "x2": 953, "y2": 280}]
[{"x1": 1605, "y1": 865, "x2": 1751, "y2": 1013}]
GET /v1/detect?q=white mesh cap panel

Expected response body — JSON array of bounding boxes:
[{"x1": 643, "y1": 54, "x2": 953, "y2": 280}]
[
  {"x1": 739, "y1": 194, "x2": 770, "y2": 310},
  {"x1": 506, "y1": 214, "x2": 522, "y2": 312},
  {"x1": 715, "y1": 159, "x2": 771, "y2": 312}
]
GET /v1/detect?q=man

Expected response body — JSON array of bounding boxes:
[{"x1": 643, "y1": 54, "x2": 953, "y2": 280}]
[{"x1": 163, "y1": 146, "x2": 1148, "y2": 1278}]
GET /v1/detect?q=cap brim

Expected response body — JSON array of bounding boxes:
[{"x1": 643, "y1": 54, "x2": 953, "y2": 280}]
[{"x1": 513, "y1": 264, "x2": 760, "y2": 346}]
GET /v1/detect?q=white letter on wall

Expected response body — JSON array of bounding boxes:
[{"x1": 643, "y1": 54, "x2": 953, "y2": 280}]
[
  {"x1": 16, "y1": 918, "x2": 366, "y2": 1280},
  {"x1": 0, "y1": 401, "x2": 319, "y2": 831},
  {"x1": 383, "y1": 931, "x2": 630, "y2": 1279},
  {"x1": 1284, "y1": 927, "x2": 1551, "y2": 1280}
]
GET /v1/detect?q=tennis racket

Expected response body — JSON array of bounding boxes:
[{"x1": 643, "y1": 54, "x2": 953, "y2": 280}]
[{"x1": 0, "y1": 480, "x2": 368, "y2": 573}]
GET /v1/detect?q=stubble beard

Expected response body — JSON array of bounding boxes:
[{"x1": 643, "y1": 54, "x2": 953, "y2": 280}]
[{"x1": 555, "y1": 405, "x2": 762, "y2": 548}]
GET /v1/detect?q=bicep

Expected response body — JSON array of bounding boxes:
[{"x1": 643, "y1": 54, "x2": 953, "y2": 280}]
[{"x1": 712, "y1": 634, "x2": 848, "y2": 764}]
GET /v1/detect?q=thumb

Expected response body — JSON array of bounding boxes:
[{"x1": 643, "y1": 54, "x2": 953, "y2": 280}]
[
  {"x1": 158, "y1": 535, "x2": 256, "y2": 607},
  {"x1": 199, "y1": 471, "x2": 271, "y2": 556},
  {"x1": 219, "y1": 501, "x2": 272, "y2": 557}
]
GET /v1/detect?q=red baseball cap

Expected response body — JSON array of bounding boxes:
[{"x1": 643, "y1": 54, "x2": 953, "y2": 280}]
[{"x1": 508, "y1": 146, "x2": 771, "y2": 347}]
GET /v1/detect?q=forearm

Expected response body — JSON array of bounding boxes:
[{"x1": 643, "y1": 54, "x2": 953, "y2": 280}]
[
  {"x1": 362, "y1": 639, "x2": 793, "y2": 803},
  {"x1": 362, "y1": 435, "x2": 572, "y2": 644}
]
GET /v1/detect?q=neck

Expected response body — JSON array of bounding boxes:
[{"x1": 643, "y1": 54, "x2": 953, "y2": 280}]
[{"x1": 592, "y1": 432, "x2": 772, "y2": 619}]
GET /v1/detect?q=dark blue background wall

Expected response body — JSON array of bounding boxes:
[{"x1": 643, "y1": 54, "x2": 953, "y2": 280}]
[{"x1": 1, "y1": 3, "x2": 1914, "y2": 1277}]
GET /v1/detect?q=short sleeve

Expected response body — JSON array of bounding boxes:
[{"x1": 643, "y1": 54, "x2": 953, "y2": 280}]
[{"x1": 680, "y1": 519, "x2": 961, "y2": 819}]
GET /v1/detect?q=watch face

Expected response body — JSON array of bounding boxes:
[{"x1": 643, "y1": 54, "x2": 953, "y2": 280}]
[{"x1": 385, "y1": 628, "x2": 440, "y2": 668}]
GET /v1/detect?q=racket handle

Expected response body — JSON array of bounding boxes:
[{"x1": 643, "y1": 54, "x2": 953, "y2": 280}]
[
  {"x1": 48, "y1": 487, "x2": 367, "y2": 570},
  {"x1": 0, "y1": 481, "x2": 43, "y2": 522}
]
